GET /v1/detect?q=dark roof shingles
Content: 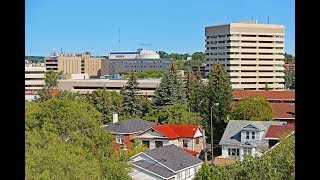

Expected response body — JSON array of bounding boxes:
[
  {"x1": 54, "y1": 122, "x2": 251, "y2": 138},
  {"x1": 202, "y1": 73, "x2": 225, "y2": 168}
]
[
  {"x1": 132, "y1": 160, "x2": 175, "y2": 178},
  {"x1": 144, "y1": 144, "x2": 203, "y2": 172}
]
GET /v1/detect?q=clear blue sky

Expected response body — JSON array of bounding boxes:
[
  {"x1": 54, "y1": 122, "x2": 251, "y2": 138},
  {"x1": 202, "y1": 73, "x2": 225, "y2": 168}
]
[{"x1": 26, "y1": 0, "x2": 295, "y2": 56}]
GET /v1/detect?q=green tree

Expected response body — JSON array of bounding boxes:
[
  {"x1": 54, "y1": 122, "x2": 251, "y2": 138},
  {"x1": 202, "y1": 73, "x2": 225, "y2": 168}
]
[
  {"x1": 121, "y1": 70, "x2": 143, "y2": 118},
  {"x1": 230, "y1": 96, "x2": 275, "y2": 121},
  {"x1": 284, "y1": 53, "x2": 295, "y2": 64},
  {"x1": 201, "y1": 62, "x2": 233, "y2": 142},
  {"x1": 37, "y1": 69, "x2": 63, "y2": 101},
  {"x1": 189, "y1": 67, "x2": 207, "y2": 113},
  {"x1": 25, "y1": 99, "x2": 132, "y2": 179},
  {"x1": 264, "y1": 81, "x2": 270, "y2": 91},
  {"x1": 194, "y1": 163, "x2": 213, "y2": 180},
  {"x1": 127, "y1": 139, "x2": 148, "y2": 157},
  {"x1": 156, "y1": 51, "x2": 168, "y2": 58},
  {"x1": 88, "y1": 86, "x2": 114, "y2": 124},
  {"x1": 140, "y1": 93, "x2": 152, "y2": 116},
  {"x1": 153, "y1": 63, "x2": 187, "y2": 109},
  {"x1": 56, "y1": 90, "x2": 87, "y2": 102},
  {"x1": 136, "y1": 69, "x2": 165, "y2": 79},
  {"x1": 284, "y1": 70, "x2": 295, "y2": 89},
  {"x1": 191, "y1": 52, "x2": 205, "y2": 61},
  {"x1": 144, "y1": 103, "x2": 202, "y2": 125}
]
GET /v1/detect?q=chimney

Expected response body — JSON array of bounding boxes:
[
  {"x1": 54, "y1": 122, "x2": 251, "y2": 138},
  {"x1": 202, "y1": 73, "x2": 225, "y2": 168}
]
[{"x1": 113, "y1": 113, "x2": 118, "y2": 123}]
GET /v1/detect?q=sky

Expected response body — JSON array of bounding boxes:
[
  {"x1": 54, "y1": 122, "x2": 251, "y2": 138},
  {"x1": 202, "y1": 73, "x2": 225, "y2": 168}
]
[{"x1": 25, "y1": 0, "x2": 295, "y2": 56}]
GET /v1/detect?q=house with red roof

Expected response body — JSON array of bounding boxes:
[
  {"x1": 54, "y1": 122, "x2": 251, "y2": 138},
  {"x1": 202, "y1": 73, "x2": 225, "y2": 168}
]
[{"x1": 136, "y1": 124, "x2": 204, "y2": 156}]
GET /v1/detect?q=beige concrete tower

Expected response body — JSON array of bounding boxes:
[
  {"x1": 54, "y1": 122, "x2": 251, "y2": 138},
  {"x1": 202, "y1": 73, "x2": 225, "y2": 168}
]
[{"x1": 205, "y1": 20, "x2": 285, "y2": 90}]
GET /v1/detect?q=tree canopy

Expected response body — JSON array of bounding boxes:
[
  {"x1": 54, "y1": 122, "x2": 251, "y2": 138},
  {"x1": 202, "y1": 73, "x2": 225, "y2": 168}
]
[
  {"x1": 144, "y1": 103, "x2": 202, "y2": 125},
  {"x1": 230, "y1": 96, "x2": 275, "y2": 121},
  {"x1": 37, "y1": 69, "x2": 63, "y2": 101}
]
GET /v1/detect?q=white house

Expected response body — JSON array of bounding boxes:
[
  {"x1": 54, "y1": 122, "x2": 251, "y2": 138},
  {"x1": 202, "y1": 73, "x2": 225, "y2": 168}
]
[
  {"x1": 130, "y1": 144, "x2": 203, "y2": 180},
  {"x1": 218, "y1": 120, "x2": 294, "y2": 161},
  {"x1": 136, "y1": 124, "x2": 204, "y2": 156}
]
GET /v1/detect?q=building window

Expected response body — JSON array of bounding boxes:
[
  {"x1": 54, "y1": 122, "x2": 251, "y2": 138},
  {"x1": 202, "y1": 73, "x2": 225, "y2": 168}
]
[
  {"x1": 116, "y1": 134, "x2": 124, "y2": 144},
  {"x1": 246, "y1": 131, "x2": 249, "y2": 139},
  {"x1": 252, "y1": 132, "x2": 256, "y2": 139},
  {"x1": 183, "y1": 140, "x2": 188, "y2": 148},
  {"x1": 155, "y1": 141, "x2": 163, "y2": 148},
  {"x1": 186, "y1": 168, "x2": 190, "y2": 177},
  {"x1": 228, "y1": 148, "x2": 240, "y2": 156},
  {"x1": 243, "y1": 148, "x2": 252, "y2": 155},
  {"x1": 142, "y1": 140, "x2": 150, "y2": 148},
  {"x1": 195, "y1": 137, "x2": 200, "y2": 144}
]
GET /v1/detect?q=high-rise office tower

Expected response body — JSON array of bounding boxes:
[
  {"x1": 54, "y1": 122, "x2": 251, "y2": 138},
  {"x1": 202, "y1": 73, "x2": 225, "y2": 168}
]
[{"x1": 205, "y1": 20, "x2": 285, "y2": 90}]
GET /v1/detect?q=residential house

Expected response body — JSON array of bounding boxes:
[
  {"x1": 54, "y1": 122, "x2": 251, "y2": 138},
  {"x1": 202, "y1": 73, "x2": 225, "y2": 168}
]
[
  {"x1": 130, "y1": 144, "x2": 203, "y2": 180},
  {"x1": 102, "y1": 114, "x2": 156, "y2": 150},
  {"x1": 217, "y1": 120, "x2": 294, "y2": 164},
  {"x1": 232, "y1": 90, "x2": 295, "y2": 123},
  {"x1": 136, "y1": 124, "x2": 204, "y2": 156}
]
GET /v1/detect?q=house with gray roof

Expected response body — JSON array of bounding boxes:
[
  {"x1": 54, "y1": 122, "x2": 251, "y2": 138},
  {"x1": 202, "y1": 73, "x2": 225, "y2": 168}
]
[
  {"x1": 218, "y1": 120, "x2": 288, "y2": 162},
  {"x1": 130, "y1": 144, "x2": 203, "y2": 180},
  {"x1": 102, "y1": 113, "x2": 156, "y2": 150}
]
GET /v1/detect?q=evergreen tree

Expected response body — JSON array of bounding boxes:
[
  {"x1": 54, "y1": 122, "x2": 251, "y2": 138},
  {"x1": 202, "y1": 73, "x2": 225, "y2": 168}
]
[
  {"x1": 88, "y1": 86, "x2": 114, "y2": 124},
  {"x1": 189, "y1": 66, "x2": 207, "y2": 113},
  {"x1": 202, "y1": 62, "x2": 233, "y2": 143},
  {"x1": 141, "y1": 93, "x2": 152, "y2": 117},
  {"x1": 153, "y1": 63, "x2": 187, "y2": 108},
  {"x1": 185, "y1": 70, "x2": 197, "y2": 101},
  {"x1": 121, "y1": 70, "x2": 143, "y2": 118}
]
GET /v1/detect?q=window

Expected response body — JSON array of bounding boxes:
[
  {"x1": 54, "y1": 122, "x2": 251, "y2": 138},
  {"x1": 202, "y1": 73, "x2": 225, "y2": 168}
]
[
  {"x1": 116, "y1": 134, "x2": 124, "y2": 144},
  {"x1": 246, "y1": 131, "x2": 249, "y2": 139},
  {"x1": 195, "y1": 137, "x2": 200, "y2": 144},
  {"x1": 243, "y1": 148, "x2": 252, "y2": 155},
  {"x1": 183, "y1": 140, "x2": 188, "y2": 148},
  {"x1": 186, "y1": 168, "x2": 190, "y2": 177},
  {"x1": 228, "y1": 148, "x2": 240, "y2": 156},
  {"x1": 142, "y1": 140, "x2": 150, "y2": 148},
  {"x1": 252, "y1": 132, "x2": 256, "y2": 139},
  {"x1": 155, "y1": 141, "x2": 163, "y2": 148}
]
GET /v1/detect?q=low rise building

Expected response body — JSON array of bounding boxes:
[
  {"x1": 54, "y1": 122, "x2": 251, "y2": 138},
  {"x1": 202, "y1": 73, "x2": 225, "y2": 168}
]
[
  {"x1": 130, "y1": 144, "x2": 203, "y2": 180},
  {"x1": 102, "y1": 115, "x2": 156, "y2": 150},
  {"x1": 216, "y1": 120, "x2": 294, "y2": 165},
  {"x1": 136, "y1": 124, "x2": 204, "y2": 156}
]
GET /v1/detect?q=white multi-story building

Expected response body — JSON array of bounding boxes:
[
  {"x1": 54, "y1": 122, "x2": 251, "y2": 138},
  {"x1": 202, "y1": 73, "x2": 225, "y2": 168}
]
[
  {"x1": 205, "y1": 20, "x2": 285, "y2": 90},
  {"x1": 25, "y1": 66, "x2": 46, "y2": 100}
]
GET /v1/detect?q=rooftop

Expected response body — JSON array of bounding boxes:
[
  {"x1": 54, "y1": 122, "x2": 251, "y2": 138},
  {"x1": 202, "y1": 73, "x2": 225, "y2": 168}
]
[
  {"x1": 265, "y1": 124, "x2": 295, "y2": 139},
  {"x1": 271, "y1": 103, "x2": 295, "y2": 119},
  {"x1": 152, "y1": 124, "x2": 200, "y2": 139},
  {"x1": 233, "y1": 90, "x2": 295, "y2": 101},
  {"x1": 142, "y1": 144, "x2": 203, "y2": 172}
]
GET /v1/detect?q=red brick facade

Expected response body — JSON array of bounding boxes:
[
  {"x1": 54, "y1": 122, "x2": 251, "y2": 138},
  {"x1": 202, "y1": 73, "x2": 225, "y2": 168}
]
[{"x1": 111, "y1": 134, "x2": 136, "y2": 150}]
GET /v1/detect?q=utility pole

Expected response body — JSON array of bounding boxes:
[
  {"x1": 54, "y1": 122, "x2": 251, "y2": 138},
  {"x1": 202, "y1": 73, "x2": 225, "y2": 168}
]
[{"x1": 201, "y1": 128, "x2": 208, "y2": 163}]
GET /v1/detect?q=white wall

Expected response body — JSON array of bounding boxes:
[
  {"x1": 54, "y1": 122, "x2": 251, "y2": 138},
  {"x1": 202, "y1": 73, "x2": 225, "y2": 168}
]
[{"x1": 131, "y1": 167, "x2": 162, "y2": 180}]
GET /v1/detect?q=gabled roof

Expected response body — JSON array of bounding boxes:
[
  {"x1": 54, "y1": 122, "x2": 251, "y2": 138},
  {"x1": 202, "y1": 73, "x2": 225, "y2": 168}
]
[
  {"x1": 142, "y1": 144, "x2": 203, "y2": 172},
  {"x1": 219, "y1": 120, "x2": 286, "y2": 147},
  {"x1": 271, "y1": 103, "x2": 295, "y2": 119},
  {"x1": 233, "y1": 90, "x2": 295, "y2": 101},
  {"x1": 152, "y1": 124, "x2": 199, "y2": 139},
  {"x1": 241, "y1": 124, "x2": 262, "y2": 131},
  {"x1": 102, "y1": 119, "x2": 156, "y2": 134},
  {"x1": 132, "y1": 160, "x2": 175, "y2": 179},
  {"x1": 265, "y1": 124, "x2": 295, "y2": 139}
]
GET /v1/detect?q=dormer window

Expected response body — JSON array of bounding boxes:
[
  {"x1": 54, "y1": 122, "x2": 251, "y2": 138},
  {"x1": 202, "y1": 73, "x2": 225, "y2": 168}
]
[
  {"x1": 246, "y1": 131, "x2": 249, "y2": 139},
  {"x1": 252, "y1": 132, "x2": 256, "y2": 139}
]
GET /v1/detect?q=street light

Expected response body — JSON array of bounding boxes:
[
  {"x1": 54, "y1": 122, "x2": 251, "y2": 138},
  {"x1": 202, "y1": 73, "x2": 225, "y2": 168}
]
[{"x1": 211, "y1": 103, "x2": 219, "y2": 165}]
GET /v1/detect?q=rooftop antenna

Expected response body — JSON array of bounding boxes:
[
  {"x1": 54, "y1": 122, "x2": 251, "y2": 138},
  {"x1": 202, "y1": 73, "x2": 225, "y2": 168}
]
[
  {"x1": 268, "y1": 16, "x2": 270, "y2": 24},
  {"x1": 61, "y1": 48, "x2": 63, "y2": 54},
  {"x1": 118, "y1": 28, "x2": 120, "y2": 51}
]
